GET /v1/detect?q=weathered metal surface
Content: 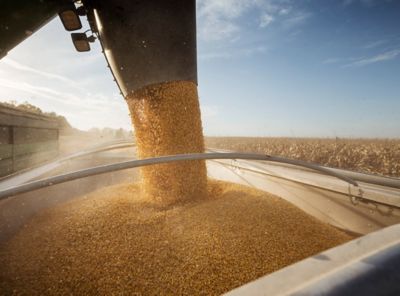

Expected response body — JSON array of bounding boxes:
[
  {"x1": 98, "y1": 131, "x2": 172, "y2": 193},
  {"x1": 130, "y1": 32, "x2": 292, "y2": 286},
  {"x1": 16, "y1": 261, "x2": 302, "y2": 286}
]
[
  {"x1": 13, "y1": 149, "x2": 59, "y2": 171},
  {"x1": 225, "y1": 224, "x2": 400, "y2": 296},
  {"x1": 0, "y1": 127, "x2": 10, "y2": 144},
  {"x1": 0, "y1": 140, "x2": 134, "y2": 190},
  {"x1": 0, "y1": 0, "x2": 61, "y2": 59},
  {"x1": 0, "y1": 159, "x2": 13, "y2": 176},
  {"x1": 0, "y1": 145, "x2": 13, "y2": 160},
  {"x1": 13, "y1": 127, "x2": 58, "y2": 144},
  {"x1": 207, "y1": 160, "x2": 400, "y2": 235},
  {"x1": 0, "y1": 106, "x2": 59, "y2": 177},
  {"x1": 0, "y1": 106, "x2": 59, "y2": 129},
  {"x1": 90, "y1": 0, "x2": 197, "y2": 95},
  {"x1": 13, "y1": 140, "x2": 58, "y2": 156}
]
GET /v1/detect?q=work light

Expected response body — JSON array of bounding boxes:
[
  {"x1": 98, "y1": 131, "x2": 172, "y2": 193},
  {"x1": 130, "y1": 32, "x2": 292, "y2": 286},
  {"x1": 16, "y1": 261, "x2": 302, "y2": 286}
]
[{"x1": 59, "y1": 6, "x2": 82, "y2": 31}]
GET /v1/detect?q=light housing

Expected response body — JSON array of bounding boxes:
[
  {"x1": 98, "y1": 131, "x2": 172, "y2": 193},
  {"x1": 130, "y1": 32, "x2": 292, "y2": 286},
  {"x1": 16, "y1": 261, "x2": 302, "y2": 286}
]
[
  {"x1": 59, "y1": 6, "x2": 82, "y2": 31},
  {"x1": 71, "y1": 33, "x2": 90, "y2": 52}
]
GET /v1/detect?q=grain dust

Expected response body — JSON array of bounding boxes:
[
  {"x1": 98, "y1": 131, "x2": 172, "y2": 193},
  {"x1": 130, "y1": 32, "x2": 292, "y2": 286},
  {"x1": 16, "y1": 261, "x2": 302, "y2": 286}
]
[
  {"x1": 126, "y1": 81, "x2": 207, "y2": 206},
  {"x1": 0, "y1": 180, "x2": 351, "y2": 295}
]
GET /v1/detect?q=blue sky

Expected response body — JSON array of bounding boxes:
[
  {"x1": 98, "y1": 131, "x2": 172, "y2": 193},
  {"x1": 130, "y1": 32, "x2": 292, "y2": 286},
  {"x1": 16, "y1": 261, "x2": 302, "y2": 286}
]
[{"x1": 0, "y1": 0, "x2": 399, "y2": 137}]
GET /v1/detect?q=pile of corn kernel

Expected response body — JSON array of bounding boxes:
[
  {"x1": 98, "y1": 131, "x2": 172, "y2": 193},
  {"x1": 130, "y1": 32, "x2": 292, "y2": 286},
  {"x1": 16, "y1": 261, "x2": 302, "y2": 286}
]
[{"x1": 0, "y1": 180, "x2": 351, "y2": 295}]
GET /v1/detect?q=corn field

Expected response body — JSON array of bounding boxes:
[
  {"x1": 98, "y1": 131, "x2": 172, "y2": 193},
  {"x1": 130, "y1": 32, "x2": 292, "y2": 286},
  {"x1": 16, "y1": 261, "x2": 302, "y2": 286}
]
[{"x1": 205, "y1": 137, "x2": 400, "y2": 178}]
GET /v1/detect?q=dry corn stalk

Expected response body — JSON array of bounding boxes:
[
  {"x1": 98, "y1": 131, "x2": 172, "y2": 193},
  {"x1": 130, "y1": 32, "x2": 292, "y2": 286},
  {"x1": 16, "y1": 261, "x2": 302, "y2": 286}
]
[{"x1": 205, "y1": 137, "x2": 400, "y2": 177}]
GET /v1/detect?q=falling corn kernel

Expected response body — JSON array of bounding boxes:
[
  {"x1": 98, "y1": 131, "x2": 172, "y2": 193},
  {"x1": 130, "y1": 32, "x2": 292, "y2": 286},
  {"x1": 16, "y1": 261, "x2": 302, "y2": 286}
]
[{"x1": 126, "y1": 81, "x2": 207, "y2": 206}]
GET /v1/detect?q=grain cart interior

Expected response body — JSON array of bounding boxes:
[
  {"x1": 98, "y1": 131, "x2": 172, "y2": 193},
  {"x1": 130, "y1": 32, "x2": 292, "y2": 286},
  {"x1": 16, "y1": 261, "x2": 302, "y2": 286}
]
[{"x1": 0, "y1": 1, "x2": 399, "y2": 295}]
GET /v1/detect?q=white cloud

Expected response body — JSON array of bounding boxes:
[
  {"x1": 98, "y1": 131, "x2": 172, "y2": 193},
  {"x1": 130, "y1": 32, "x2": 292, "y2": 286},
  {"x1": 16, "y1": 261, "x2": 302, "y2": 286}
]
[
  {"x1": 322, "y1": 58, "x2": 344, "y2": 64},
  {"x1": 322, "y1": 58, "x2": 359, "y2": 64},
  {"x1": 2, "y1": 58, "x2": 74, "y2": 84},
  {"x1": 259, "y1": 13, "x2": 274, "y2": 28},
  {"x1": 0, "y1": 77, "x2": 96, "y2": 110},
  {"x1": 363, "y1": 40, "x2": 387, "y2": 49},
  {"x1": 0, "y1": 57, "x2": 91, "y2": 94},
  {"x1": 344, "y1": 49, "x2": 400, "y2": 67},
  {"x1": 200, "y1": 17, "x2": 241, "y2": 42},
  {"x1": 0, "y1": 15, "x2": 132, "y2": 131},
  {"x1": 199, "y1": 45, "x2": 266, "y2": 60},
  {"x1": 283, "y1": 11, "x2": 312, "y2": 28},
  {"x1": 201, "y1": 105, "x2": 219, "y2": 118},
  {"x1": 343, "y1": 0, "x2": 377, "y2": 7},
  {"x1": 279, "y1": 7, "x2": 291, "y2": 15},
  {"x1": 197, "y1": 0, "x2": 307, "y2": 42},
  {"x1": 0, "y1": 76, "x2": 131, "y2": 130},
  {"x1": 199, "y1": 51, "x2": 234, "y2": 60},
  {"x1": 196, "y1": 0, "x2": 311, "y2": 63},
  {"x1": 197, "y1": 0, "x2": 251, "y2": 42},
  {"x1": 0, "y1": 54, "x2": 128, "y2": 129},
  {"x1": 198, "y1": 0, "x2": 252, "y2": 19}
]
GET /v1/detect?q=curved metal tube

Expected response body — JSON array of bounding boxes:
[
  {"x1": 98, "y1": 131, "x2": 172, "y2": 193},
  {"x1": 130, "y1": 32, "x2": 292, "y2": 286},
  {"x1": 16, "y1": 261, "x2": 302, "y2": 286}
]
[{"x1": 0, "y1": 153, "x2": 359, "y2": 200}]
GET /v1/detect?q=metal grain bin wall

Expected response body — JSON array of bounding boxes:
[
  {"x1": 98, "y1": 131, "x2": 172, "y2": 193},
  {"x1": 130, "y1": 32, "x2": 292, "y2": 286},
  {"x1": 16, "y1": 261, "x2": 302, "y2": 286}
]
[{"x1": 0, "y1": 106, "x2": 59, "y2": 177}]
